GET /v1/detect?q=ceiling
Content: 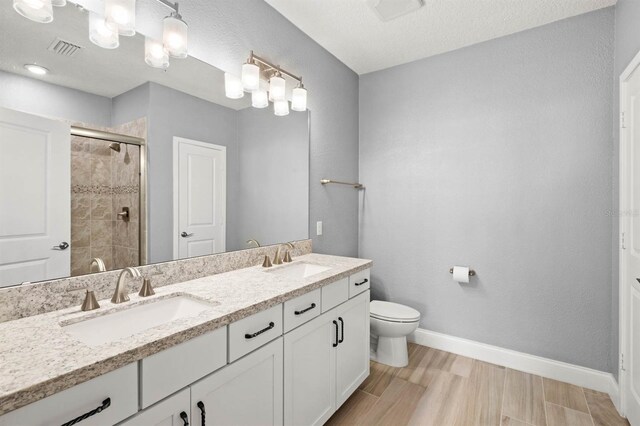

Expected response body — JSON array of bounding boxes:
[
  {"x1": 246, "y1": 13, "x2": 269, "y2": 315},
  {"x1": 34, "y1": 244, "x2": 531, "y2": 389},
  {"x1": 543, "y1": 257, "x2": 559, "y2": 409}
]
[
  {"x1": 0, "y1": 2, "x2": 250, "y2": 109},
  {"x1": 265, "y1": 0, "x2": 617, "y2": 75}
]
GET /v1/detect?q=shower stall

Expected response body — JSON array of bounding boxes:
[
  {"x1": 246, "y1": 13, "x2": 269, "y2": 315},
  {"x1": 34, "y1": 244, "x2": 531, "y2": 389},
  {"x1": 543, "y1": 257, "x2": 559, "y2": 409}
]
[{"x1": 69, "y1": 125, "x2": 147, "y2": 276}]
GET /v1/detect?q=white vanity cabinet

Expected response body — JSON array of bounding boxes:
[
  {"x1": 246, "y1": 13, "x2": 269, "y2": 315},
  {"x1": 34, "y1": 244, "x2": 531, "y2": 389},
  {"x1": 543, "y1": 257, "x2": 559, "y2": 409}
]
[
  {"x1": 284, "y1": 290, "x2": 370, "y2": 426},
  {"x1": 119, "y1": 388, "x2": 190, "y2": 426},
  {"x1": 190, "y1": 338, "x2": 284, "y2": 426}
]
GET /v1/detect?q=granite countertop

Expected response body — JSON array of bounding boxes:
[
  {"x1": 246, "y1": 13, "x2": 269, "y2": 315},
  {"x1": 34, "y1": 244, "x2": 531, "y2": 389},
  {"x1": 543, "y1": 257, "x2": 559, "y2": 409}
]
[{"x1": 0, "y1": 253, "x2": 372, "y2": 416}]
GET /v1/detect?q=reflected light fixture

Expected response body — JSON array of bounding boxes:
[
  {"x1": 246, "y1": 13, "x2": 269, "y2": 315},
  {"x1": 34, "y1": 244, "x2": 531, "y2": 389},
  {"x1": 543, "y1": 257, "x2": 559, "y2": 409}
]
[
  {"x1": 252, "y1": 90, "x2": 269, "y2": 108},
  {"x1": 145, "y1": 37, "x2": 169, "y2": 69},
  {"x1": 242, "y1": 58, "x2": 260, "y2": 92},
  {"x1": 24, "y1": 64, "x2": 49, "y2": 75},
  {"x1": 13, "y1": 0, "x2": 54, "y2": 23},
  {"x1": 51, "y1": 0, "x2": 66, "y2": 6},
  {"x1": 291, "y1": 82, "x2": 307, "y2": 112},
  {"x1": 105, "y1": 0, "x2": 136, "y2": 36},
  {"x1": 89, "y1": 11, "x2": 119, "y2": 49},
  {"x1": 274, "y1": 100, "x2": 289, "y2": 116},
  {"x1": 163, "y1": 5, "x2": 188, "y2": 58},
  {"x1": 225, "y1": 73, "x2": 244, "y2": 99}
]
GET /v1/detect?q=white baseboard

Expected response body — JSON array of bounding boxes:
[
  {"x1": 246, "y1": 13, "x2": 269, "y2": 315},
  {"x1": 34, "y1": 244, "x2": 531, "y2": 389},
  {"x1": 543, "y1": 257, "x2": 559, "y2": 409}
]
[{"x1": 409, "y1": 328, "x2": 621, "y2": 413}]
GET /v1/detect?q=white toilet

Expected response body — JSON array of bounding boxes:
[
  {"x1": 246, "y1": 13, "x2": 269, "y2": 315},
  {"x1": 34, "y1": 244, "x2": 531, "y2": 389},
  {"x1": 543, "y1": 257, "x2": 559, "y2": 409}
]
[{"x1": 370, "y1": 300, "x2": 421, "y2": 367}]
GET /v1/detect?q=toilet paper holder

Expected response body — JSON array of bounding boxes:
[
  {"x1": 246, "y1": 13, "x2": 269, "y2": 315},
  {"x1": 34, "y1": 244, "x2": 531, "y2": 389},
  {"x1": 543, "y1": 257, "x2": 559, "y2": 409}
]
[{"x1": 449, "y1": 267, "x2": 476, "y2": 276}]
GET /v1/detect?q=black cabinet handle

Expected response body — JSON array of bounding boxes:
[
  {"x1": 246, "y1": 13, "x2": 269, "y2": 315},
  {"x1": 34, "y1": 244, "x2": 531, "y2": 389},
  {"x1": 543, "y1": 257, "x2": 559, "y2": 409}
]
[
  {"x1": 294, "y1": 303, "x2": 316, "y2": 315},
  {"x1": 197, "y1": 401, "x2": 206, "y2": 426},
  {"x1": 355, "y1": 278, "x2": 368, "y2": 286},
  {"x1": 245, "y1": 322, "x2": 275, "y2": 339},
  {"x1": 180, "y1": 411, "x2": 189, "y2": 426},
  {"x1": 60, "y1": 398, "x2": 110, "y2": 426},
  {"x1": 338, "y1": 317, "x2": 344, "y2": 343},
  {"x1": 332, "y1": 320, "x2": 339, "y2": 347}
]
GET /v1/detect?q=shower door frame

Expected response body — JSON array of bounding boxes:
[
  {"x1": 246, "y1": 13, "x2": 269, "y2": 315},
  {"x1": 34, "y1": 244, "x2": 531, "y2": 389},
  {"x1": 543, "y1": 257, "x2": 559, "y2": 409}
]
[{"x1": 70, "y1": 125, "x2": 148, "y2": 267}]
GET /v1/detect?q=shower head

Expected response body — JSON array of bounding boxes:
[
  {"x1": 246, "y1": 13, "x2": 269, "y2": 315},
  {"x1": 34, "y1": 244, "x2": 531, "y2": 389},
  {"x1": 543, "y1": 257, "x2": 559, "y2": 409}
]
[{"x1": 109, "y1": 142, "x2": 121, "y2": 152}]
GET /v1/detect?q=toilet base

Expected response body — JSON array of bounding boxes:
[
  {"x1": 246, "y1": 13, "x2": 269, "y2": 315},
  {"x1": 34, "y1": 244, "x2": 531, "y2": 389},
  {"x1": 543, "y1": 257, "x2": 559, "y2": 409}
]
[{"x1": 372, "y1": 335, "x2": 409, "y2": 367}]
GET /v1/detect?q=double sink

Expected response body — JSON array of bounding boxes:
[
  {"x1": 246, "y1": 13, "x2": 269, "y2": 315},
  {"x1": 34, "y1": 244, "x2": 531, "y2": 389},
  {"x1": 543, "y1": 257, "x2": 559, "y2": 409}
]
[{"x1": 62, "y1": 262, "x2": 331, "y2": 347}]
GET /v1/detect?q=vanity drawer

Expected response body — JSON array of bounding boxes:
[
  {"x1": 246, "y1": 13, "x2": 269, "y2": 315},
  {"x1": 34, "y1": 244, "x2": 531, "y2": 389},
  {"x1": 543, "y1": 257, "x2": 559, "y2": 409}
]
[
  {"x1": 349, "y1": 269, "x2": 371, "y2": 298},
  {"x1": 229, "y1": 304, "x2": 283, "y2": 362},
  {"x1": 284, "y1": 289, "x2": 321, "y2": 332},
  {"x1": 140, "y1": 327, "x2": 227, "y2": 408},
  {"x1": 0, "y1": 363, "x2": 138, "y2": 426},
  {"x1": 321, "y1": 278, "x2": 349, "y2": 313}
]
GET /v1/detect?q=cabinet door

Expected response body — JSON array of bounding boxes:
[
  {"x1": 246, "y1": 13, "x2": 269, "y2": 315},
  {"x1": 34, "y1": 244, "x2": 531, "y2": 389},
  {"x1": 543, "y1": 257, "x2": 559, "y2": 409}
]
[
  {"x1": 284, "y1": 312, "x2": 336, "y2": 426},
  {"x1": 335, "y1": 291, "x2": 370, "y2": 407},
  {"x1": 119, "y1": 388, "x2": 190, "y2": 426},
  {"x1": 191, "y1": 337, "x2": 283, "y2": 426}
]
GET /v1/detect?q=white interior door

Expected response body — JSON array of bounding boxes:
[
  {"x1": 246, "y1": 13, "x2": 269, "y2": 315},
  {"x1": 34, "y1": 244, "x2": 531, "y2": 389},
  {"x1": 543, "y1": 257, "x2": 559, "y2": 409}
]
[
  {"x1": 173, "y1": 137, "x2": 226, "y2": 259},
  {"x1": 0, "y1": 107, "x2": 70, "y2": 287},
  {"x1": 622, "y1": 55, "x2": 640, "y2": 425}
]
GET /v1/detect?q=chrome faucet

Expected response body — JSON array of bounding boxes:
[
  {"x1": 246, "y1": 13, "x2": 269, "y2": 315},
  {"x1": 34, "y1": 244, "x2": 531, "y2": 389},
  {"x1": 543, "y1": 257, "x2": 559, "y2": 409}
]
[
  {"x1": 112, "y1": 267, "x2": 141, "y2": 304},
  {"x1": 273, "y1": 242, "x2": 295, "y2": 265}
]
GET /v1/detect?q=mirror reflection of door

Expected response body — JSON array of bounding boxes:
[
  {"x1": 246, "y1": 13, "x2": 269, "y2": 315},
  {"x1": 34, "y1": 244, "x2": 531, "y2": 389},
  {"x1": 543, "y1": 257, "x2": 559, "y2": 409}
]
[
  {"x1": 173, "y1": 137, "x2": 226, "y2": 259},
  {"x1": 0, "y1": 107, "x2": 70, "y2": 287}
]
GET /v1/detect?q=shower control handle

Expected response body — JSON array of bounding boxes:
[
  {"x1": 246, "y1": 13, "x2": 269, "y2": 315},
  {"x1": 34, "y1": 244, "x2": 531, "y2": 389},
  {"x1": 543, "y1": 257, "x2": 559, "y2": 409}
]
[
  {"x1": 181, "y1": 232, "x2": 194, "y2": 238},
  {"x1": 52, "y1": 242, "x2": 69, "y2": 250}
]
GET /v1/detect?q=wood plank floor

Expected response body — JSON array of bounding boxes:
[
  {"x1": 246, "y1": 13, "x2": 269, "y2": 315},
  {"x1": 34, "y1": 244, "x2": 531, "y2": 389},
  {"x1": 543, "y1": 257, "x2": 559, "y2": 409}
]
[{"x1": 326, "y1": 343, "x2": 628, "y2": 426}]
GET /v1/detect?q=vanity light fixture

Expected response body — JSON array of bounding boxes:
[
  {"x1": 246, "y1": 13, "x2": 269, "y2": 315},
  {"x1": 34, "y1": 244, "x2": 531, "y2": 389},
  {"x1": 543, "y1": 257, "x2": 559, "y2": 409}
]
[
  {"x1": 252, "y1": 89, "x2": 269, "y2": 108},
  {"x1": 291, "y1": 82, "x2": 307, "y2": 112},
  {"x1": 13, "y1": 0, "x2": 54, "y2": 23},
  {"x1": 89, "y1": 11, "x2": 119, "y2": 49},
  {"x1": 228, "y1": 51, "x2": 308, "y2": 116},
  {"x1": 269, "y1": 72, "x2": 286, "y2": 102},
  {"x1": 24, "y1": 64, "x2": 49, "y2": 75},
  {"x1": 274, "y1": 100, "x2": 290, "y2": 116},
  {"x1": 145, "y1": 37, "x2": 169, "y2": 69},
  {"x1": 105, "y1": 0, "x2": 136, "y2": 37},
  {"x1": 163, "y1": 4, "x2": 188, "y2": 58},
  {"x1": 225, "y1": 73, "x2": 244, "y2": 99}
]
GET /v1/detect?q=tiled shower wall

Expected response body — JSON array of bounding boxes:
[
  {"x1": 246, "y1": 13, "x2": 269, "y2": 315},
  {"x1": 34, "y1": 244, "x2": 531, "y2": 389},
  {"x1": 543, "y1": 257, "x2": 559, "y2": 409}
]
[{"x1": 70, "y1": 118, "x2": 145, "y2": 276}]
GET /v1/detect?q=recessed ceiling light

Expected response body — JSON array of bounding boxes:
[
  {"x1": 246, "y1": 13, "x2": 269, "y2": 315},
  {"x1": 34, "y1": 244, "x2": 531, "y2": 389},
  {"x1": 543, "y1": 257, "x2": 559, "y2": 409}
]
[
  {"x1": 366, "y1": 0, "x2": 424, "y2": 22},
  {"x1": 24, "y1": 64, "x2": 49, "y2": 75}
]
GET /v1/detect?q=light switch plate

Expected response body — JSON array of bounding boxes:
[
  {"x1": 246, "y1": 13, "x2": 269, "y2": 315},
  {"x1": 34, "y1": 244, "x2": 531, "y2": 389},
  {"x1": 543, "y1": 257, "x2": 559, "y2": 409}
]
[{"x1": 316, "y1": 221, "x2": 323, "y2": 236}]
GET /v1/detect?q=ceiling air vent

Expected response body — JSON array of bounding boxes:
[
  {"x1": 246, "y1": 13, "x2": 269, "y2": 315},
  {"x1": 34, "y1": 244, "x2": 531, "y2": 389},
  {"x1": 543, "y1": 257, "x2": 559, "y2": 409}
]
[
  {"x1": 366, "y1": 0, "x2": 424, "y2": 22},
  {"x1": 47, "y1": 38, "x2": 83, "y2": 57}
]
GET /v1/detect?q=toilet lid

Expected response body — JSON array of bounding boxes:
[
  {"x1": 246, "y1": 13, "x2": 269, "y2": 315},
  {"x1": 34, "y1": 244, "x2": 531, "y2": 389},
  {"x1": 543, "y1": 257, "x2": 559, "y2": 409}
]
[{"x1": 370, "y1": 300, "x2": 420, "y2": 322}]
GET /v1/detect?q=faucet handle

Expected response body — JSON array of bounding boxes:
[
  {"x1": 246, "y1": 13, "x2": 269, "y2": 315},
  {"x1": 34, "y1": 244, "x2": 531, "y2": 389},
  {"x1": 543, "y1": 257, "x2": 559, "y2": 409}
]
[
  {"x1": 262, "y1": 255, "x2": 273, "y2": 268},
  {"x1": 81, "y1": 290, "x2": 100, "y2": 311},
  {"x1": 283, "y1": 250, "x2": 292, "y2": 263},
  {"x1": 139, "y1": 277, "x2": 156, "y2": 297}
]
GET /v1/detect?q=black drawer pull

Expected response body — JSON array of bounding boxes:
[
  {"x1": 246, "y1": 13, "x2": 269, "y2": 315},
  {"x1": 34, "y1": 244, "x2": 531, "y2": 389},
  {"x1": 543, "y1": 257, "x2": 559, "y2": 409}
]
[
  {"x1": 245, "y1": 322, "x2": 275, "y2": 339},
  {"x1": 60, "y1": 398, "x2": 110, "y2": 426},
  {"x1": 332, "y1": 320, "x2": 339, "y2": 347},
  {"x1": 295, "y1": 303, "x2": 317, "y2": 315},
  {"x1": 180, "y1": 411, "x2": 189, "y2": 426},
  {"x1": 197, "y1": 401, "x2": 206, "y2": 426},
  {"x1": 355, "y1": 278, "x2": 369, "y2": 286},
  {"x1": 338, "y1": 317, "x2": 344, "y2": 343}
]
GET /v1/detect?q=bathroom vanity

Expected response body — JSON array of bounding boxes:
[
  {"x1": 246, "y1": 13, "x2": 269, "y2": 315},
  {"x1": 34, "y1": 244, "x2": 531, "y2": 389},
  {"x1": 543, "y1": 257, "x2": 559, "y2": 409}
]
[{"x1": 0, "y1": 254, "x2": 371, "y2": 426}]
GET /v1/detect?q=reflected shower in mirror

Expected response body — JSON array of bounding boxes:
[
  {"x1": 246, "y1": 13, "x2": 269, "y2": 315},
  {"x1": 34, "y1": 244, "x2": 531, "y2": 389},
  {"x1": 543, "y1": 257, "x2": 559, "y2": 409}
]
[{"x1": 0, "y1": 1, "x2": 309, "y2": 288}]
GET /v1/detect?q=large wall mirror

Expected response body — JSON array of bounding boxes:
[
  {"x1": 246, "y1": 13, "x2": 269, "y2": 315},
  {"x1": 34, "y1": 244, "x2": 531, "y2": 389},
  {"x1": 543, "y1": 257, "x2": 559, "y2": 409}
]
[{"x1": 0, "y1": 1, "x2": 309, "y2": 288}]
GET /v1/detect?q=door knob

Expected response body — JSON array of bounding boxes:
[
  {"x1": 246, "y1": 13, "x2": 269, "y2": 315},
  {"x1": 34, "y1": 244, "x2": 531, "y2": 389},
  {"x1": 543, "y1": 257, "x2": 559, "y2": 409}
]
[
  {"x1": 181, "y1": 232, "x2": 194, "y2": 238},
  {"x1": 52, "y1": 242, "x2": 69, "y2": 250}
]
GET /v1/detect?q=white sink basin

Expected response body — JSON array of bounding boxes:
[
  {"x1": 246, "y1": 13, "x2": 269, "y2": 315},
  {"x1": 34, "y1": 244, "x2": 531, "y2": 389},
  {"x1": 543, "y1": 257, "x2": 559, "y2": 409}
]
[
  {"x1": 267, "y1": 262, "x2": 331, "y2": 279},
  {"x1": 62, "y1": 296, "x2": 214, "y2": 347}
]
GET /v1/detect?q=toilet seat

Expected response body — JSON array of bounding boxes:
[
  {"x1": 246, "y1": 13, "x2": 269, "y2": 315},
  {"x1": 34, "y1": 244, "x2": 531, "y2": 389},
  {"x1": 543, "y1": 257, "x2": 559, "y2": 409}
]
[{"x1": 370, "y1": 300, "x2": 420, "y2": 323}]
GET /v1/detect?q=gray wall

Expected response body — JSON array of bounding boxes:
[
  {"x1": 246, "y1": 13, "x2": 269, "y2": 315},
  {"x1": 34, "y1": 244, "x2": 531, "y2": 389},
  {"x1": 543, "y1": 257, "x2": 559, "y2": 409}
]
[
  {"x1": 144, "y1": 83, "x2": 239, "y2": 264},
  {"x1": 0, "y1": 70, "x2": 112, "y2": 126},
  {"x1": 611, "y1": 0, "x2": 640, "y2": 378},
  {"x1": 359, "y1": 9, "x2": 615, "y2": 372},
  {"x1": 235, "y1": 108, "x2": 309, "y2": 250},
  {"x1": 178, "y1": 0, "x2": 360, "y2": 256}
]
